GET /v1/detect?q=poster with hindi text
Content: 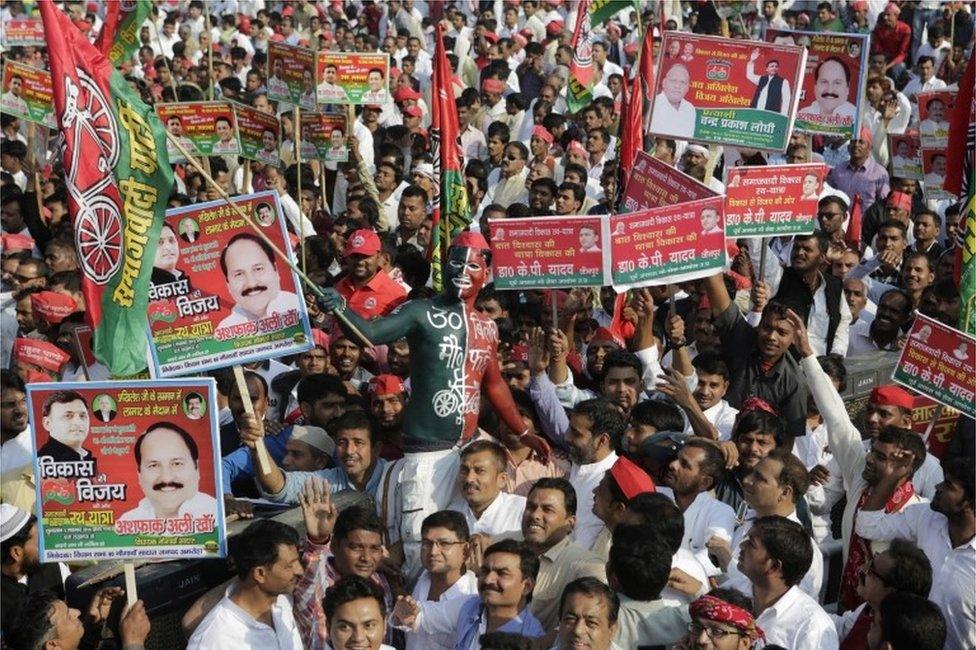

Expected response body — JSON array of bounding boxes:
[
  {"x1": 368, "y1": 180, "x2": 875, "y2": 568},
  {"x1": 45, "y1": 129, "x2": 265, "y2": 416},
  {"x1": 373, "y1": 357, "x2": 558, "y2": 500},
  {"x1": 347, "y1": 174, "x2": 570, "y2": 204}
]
[
  {"x1": 234, "y1": 102, "x2": 281, "y2": 167},
  {"x1": 267, "y1": 41, "x2": 316, "y2": 111},
  {"x1": 724, "y1": 163, "x2": 827, "y2": 237},
  {"x1": 2, "y1": 19, "x2": 44, "y2": 46},
  {"x1": 917, "y1": 90, "x2": 955, "y2": 148},
  {"x1": 911, "y1": 396, "x2": 960, "y2": 462},
  {"x1": 888, "y1": 133, "x2": 923, "y2": 180},
  {"x1": 156, "y1": 101, "x2": 241, "y2": 161},
  {"x1": 650, "y1": 33, "x2": 806, "y2": 151},
  {"x1": 0, "y1": 61, "x2": 56, "y2": 129},
  {"x1": 146, "y1": 191, "x2": 313, "y2": 377},
  {"x1": 488, "y1": 215, "x2": 610, "y2": 289},
  {"x1": 27, "y1": 379, "x2": 225, "y2": 562},
  {"x1": 893, "y1": 315, "x2": 975, "y2": 419},
  {"x1": 610, "y1": 195, "x2": 727, "y2": 290},
  {"x1": 316, "y1": 51, "x2": 390, "y2": 105},
  {"x1": 921, "y1": 148, "x2": 951, "y2": 200},
  {"x1": 621, "y1": 151, "x2": 716, "y2": 212},
  {"x1": 766, "y1": 29, "x2": 868, "y2": 139},
  {"x1": 299, "y1": 112, "x2": 349, "y2": 162}
]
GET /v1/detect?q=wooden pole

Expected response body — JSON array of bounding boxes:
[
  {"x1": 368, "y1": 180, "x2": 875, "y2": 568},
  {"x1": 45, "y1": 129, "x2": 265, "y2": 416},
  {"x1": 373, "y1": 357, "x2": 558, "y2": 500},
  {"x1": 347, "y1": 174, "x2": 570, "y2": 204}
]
[
  {"x1": 124, "y1": 562, "x2": 137, "y2": 609},
  {"x1": 922, "y1": 404, "x2": 943, "y2": 445},
  {"x1": 163, "y1": 131, "x2": 373, "y2": 349},
  {"x1": 550, "y1": 290, "x2": 559, "y2": 330},
  {"x1": 71, "y1": 328, "x2": 91, "y2": 381},
  {"x1": 232, "y1": 365, "x2": 272, "y2": 474},
  {"x1": 204, "y1": 0, "x2": 214, "y2": 101},
  {"x1": 294, "y1": 107, "x2": 306, "y2": 276},
  {"x1": 758, "y1": 236, "x2": 769, "y2": 283}
]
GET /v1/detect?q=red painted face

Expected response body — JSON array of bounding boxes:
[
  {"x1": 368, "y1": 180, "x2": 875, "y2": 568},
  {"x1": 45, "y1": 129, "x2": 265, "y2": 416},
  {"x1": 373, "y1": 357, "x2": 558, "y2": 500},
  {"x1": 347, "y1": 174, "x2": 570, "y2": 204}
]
[{"x1": 444, "y1": 246, "x2": 488, "y2": 303}]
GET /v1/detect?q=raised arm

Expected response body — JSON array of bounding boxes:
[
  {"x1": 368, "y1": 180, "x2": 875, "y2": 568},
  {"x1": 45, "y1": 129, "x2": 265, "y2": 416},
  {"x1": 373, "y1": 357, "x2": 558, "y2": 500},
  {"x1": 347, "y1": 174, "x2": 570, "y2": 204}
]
[
  {"x1": 704, "y1": 272, "x2": 731, "y2": 319},
  {"x1": 317, "y1": 290, "x2": 419, "y2": 346},
  {"x1": 485, "y1": 339, "x2": 551, "y2": 461}
]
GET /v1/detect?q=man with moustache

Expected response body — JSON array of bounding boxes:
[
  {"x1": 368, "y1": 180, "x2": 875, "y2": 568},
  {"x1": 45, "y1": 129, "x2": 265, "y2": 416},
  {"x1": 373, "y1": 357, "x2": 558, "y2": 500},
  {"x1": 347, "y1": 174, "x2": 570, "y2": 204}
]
[
  {"x1": 334, "y1": 229, "x2": 407, "y2": 320},
  {"x1": 800, "y1": 57, "x2": 857, "y2": 125},
  {"x1": 217, "y1": 233, "x2": 300, "y2": 330}
]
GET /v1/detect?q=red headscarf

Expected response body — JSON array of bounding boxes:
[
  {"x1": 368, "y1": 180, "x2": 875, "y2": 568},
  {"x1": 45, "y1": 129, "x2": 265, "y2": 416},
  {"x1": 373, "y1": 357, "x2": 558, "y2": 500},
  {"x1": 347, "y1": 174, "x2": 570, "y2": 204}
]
[{"x1": 689, "y1": 594, "x2": 765, "y2": 642}]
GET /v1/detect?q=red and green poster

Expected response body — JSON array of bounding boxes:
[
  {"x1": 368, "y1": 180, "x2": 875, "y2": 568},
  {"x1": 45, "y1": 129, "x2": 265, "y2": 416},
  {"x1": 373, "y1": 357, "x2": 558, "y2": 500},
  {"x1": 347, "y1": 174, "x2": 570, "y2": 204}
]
[
  {"x1": 156, "y1": 101, "x2": 241, "y2": 158},
  {"x1": 921, "y1": 148, "x2": 951, "y2": 200},
  {"x1": 41, "y1": 0, "x2": 174, "y2": 378},
  {"x1": 315, "y1": 52, "x2": 391, "y2": 106},
  {"x1": 893, "y1": 314, "x2": 975, "y2": 419},
  {"x1": 622, "y1": 151, "x2": 716, "y2": 211},
  {"x1": 650, "y1": 33, "x2": 806, "y2": 151},
  {"x1": 234, "y1": 102, "x2": 280, "y2": 167},
  {"x1": 1, "y1": 60, "x2": 57, "y2": 129},
  {"x1": 910, "y1": 396, "x2": 960, "y2": 462},
  {"x1": 429, "y1": 23, "x2": 472, "y2": 291},
  {"x1": 146, "y1": 191, "x2": 313, "y2": 377},
  {"x1": 299, "y1": 112, "x2": 349, "y2": 162},
  {"x1": 94, "y1": 0, "x2": 154, "y2": 67},
  {"x1": 2, "y1": 19, "x2": 45, "y2": 46},
  {"x1": 766, "y1": 29, "x2": 868, "y2": 139},
  {"x1": 488, "y1": 215, "x2": 610, "y2": 289},
  {"x1": 917, "y1": 90, "x2": 955, "y2": 148},
  {"x1": 28, "y1": 379, "x2": 226, "y2": 561},
  {"x1": 610, "y1": 195, "x2": 727, "y2": 290},
  {"x1": 724, "y1": 163, "x2": 828, "y2": 237},
  {"x1": 888, "y1": 133, "x2": 923, "y2": 180},
  {"x1": 566, "y1": 0, "x2": 595, "y2": 114},
  {"x1": 267, "y1": 41, "x2": 316, "y2": 111}
]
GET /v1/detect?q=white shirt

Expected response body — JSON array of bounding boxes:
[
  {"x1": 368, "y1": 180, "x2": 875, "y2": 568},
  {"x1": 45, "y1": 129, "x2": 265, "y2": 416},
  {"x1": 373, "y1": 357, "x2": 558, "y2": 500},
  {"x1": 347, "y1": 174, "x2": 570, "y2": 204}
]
[
  {"x1": 449, "y1": 491, "x2": 525, "y2": 538},
  {"x1": 703, "y1": 400, "x2": 739, "y2": 441},
  {"x1": 855, "y1": 503, "x2": 975, "y2": 650},
  {"x1": 459, "y1": 124, "x2": 487, "y2": 162},
  {"x1": 902, "y1": 76, "x2": 947, "y2": 103},
  {"x1": 406, "y1": 570, "x2": 478, "y2": 650},
  {"x1": 117, "y1": 491, "x2": 218, "y2": 522},
  {"x1": 662, "y1": 547, "x2": 709, "y2": 605},
  {"x1": 217, "y1": 291, "x2": 302, "y2": 330},
  {"x1": 679, "y1": 491, "x2": 736, "y2": 577},
  {"x1": 745, "y1": 70, "x2": 792, "y2": 117},
  {"x1": 649, "y1": 93, "x2": 696, "y2": 139},
  {"x1": 569, "y1": 451, "x2": 619, "y2": 550},
  {"x1": 0, "y1": 428, "x2": 31, "y2": 475},
  {"x1": 187, "y1": 586, "x2": 304, "y2": 650},
  {"x1": 754, "y1": 585, "x2": 839, "y2": 650}
]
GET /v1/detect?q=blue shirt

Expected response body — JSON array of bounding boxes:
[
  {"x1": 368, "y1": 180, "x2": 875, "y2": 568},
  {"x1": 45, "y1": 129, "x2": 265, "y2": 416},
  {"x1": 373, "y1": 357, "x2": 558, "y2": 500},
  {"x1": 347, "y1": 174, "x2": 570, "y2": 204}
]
[
  {"x1": 261, "y1": 457, "x2": 389, "y2": 505},
  {"x1": 221, "y1": 425, "x2": 293, "y2": 496},
  {"x1": 454, "y1": 596, "x2": 545, "y2": 650}
]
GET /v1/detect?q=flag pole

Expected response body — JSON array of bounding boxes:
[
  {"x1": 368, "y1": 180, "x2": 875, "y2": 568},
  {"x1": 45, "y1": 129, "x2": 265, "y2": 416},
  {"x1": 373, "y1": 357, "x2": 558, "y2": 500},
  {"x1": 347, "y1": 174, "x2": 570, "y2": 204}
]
[
  {"x1": 163, "y1": 131, "x2": 374, "y2": 349},
  {"x1": 204, "y1": 0, "x2": 214, "y2": 101},
  {"x1": 293, "y1": 106, "x2": 306, "y2": 276}
]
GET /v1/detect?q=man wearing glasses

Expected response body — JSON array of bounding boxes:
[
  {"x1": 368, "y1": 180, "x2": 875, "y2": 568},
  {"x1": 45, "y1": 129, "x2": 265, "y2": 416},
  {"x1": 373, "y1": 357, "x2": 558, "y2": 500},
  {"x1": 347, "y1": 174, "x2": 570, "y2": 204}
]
[{"x1": 684, "y1": 589, "x2": 765, "y2": 649}]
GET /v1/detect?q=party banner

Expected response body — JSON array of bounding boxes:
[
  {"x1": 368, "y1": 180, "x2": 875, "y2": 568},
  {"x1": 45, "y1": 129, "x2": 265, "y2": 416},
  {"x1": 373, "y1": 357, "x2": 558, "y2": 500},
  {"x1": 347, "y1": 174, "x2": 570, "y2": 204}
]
[
  {"x1": 911, "y1": 396, "x2": 960, "y2": 462},
  {"x1": 610, "y1": 195, "x2": 727, "y2": 290},
  {"x1": 299, "y1": 112, "x2": 349, "y2": 162},
  {"x1": 316, "y1": 51, "x2": 391, "y2": 105},
  {"x1": 233, "y1": 102, "x2": 280, "y2": 167},
  {"x1": 488, "y1": 216, "x2": 610, "y2": 289},
  {"x1": 27, "y1": 379, "x2": 226, "y2": 561},
  {"x1": 0, "y1": 61, "x2": 56, "y2": 129},
  {"x1": 621, "y1": 151, "x2": 716, "y2": 211},
  {"x1": 917, "y1": 90, "x2": 954, "y2": 148},
  {"x1": 146, "y1": 191, "x2": 313, "y2": 376},
  {"x1": 156, "y1": 101, "x2": 241, "y2": 161},
  {"x1": 650, "y1": 33, "x2": 806, "y2": 151},
  {"x1": 267, "y1": 41, "x2": 316, "y2": 111},
  {"x1": 724, "y1": 163, "x2": 827, "y2": 237},
  {"x1": 888, "y1": 133, "x2": 923, "y2": 180},
  {"x1": 893, "y1": 315, "x2": 976, "y2": 419},
  {"x1": 766, "y1": 29, "x2": 868, "y2": 138},
  {"x1": 921, "y1": 148, "x2": 951, "y2": 200},
  {"x1": 2, "y1": 19, "x2": 45, "y2": 46}
]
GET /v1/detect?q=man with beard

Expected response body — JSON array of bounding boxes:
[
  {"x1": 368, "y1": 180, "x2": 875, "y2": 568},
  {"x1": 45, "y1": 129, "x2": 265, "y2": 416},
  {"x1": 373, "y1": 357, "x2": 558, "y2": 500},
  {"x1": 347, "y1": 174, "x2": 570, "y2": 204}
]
[
  {"x1": 0, "y1": 507, "x2": 65, "y2": 636},
  {"x1": 335, "y1": 229, "x2": 407, "y2": 320},
  {"x1": 847, "y1": 288, "x2": 913, "y2": 354},
  {"x1": 0, "y1": 370, "x2": 30, "y2": 475},
  {"x1": 315, "y1": 233, "x2": 550, "y2": 579},
  {"x1": 368, "y1": 374, "x2": 407, "y2": 460},
  {"x1": 856, "y1": 457, "x2": 973, "y2": 650}
]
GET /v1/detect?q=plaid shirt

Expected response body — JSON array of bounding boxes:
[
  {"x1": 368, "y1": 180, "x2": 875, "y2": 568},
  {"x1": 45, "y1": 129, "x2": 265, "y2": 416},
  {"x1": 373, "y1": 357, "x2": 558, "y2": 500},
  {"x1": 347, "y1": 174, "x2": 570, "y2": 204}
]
[{"x1": 294, "y1": 538, "x2": 396, "y2": 650}]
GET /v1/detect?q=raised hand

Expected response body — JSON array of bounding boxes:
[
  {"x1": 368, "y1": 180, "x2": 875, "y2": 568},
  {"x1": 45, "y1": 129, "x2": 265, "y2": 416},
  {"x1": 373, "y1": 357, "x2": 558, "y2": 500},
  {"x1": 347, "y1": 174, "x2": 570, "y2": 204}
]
[
  {"x1": 751, "y1": 280, "x2": 771, "y2": 313},
  {"x1": 298, "y1": 476, "x2": 337, "y2": 544},
  {"x1": 392, "y1": 595, "x2": 421, "y2": 628},
  {"x1": 526, "y1": 327, "x2": 550, "y2": 376},
  {"x1": 656, "y1": 367, "x2": 696, "y2": 411},
  {"x1": 87, "y1": 586, "x2": 124, "y2": 625},
  {"x1": 316, "y1": 288, "x2": 346, "y2": 313},
  {"x1": 809, "y1": 464, "x2": 830, "y2": 486},
  {"x1": 705, "y1": 535, "x2": 733, "y2": 571},
  {"x1": 520, "y1": 431, "x2": 551, "y2": 463},
  {"x1": 238, "y1": 413, "x2": 265, "y2": 449},
  {"x1": 785, "y1": 308, "x2": 814, "y2": 358}
]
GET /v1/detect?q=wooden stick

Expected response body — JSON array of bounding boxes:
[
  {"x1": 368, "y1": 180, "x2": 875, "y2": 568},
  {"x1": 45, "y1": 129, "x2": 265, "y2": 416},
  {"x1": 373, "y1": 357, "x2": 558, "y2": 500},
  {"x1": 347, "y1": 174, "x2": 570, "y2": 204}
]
[
  {"x1": 922, "y1": 404, "x2": 943, "y2": 445},
  {"x1": 758, "y1": 236, "x2": 769, "y2": 283},
  {"x1": 26, "y1": 123, "x2": 45, "y2": 222},
  {"x1": 233, "y1": 365, "x2": 272, "y2": 474},
  {"x1": 550, "y1": 290, "x2": 559, "y2": 330},
  {"x1": 163, "y1": 131, "x2": 374, "y2": 349},
  {"x1": 124, "y1": 562, "x2": 137, "y2": 609},
  {"x1": 204, "y1": 1, "x2": 214, "y2": 101},
  {"x1": 294, "y1": 107, "x2": 306, "y2": 276}
]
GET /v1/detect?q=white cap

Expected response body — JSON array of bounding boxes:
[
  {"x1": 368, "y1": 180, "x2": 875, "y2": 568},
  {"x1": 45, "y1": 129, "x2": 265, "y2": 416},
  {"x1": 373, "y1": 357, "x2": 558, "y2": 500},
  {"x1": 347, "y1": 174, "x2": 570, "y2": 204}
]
[
  {"x1": 0, "y1": 504, "x2": 31, "y2": 543},
  {"x1": 413, "y1": 163, "x2": 435, "y2": 179},
  {"x1": 686, "y1": 143, "x2": 709, "y2": 156},
  {"x1": 290, "y1": 425, "x2": 336, "y2": 457}
]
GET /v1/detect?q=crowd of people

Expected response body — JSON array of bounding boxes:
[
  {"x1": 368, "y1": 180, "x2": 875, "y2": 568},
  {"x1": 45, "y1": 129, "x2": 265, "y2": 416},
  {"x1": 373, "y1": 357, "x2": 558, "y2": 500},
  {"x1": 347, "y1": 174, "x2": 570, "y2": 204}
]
[{"x1": 0, "y1": 0, "x2": 974, "y2": 649}]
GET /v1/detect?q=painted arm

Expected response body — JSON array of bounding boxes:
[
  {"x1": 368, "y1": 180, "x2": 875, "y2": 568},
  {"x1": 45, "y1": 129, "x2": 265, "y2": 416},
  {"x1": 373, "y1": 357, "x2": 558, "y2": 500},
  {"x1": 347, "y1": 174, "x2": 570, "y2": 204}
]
[
  {"x1": 485, "y1": 346, "x2": 551, "y2": 460},
  {"x1": 317, "y1": 289, "x2": 418, "y2": 346}
]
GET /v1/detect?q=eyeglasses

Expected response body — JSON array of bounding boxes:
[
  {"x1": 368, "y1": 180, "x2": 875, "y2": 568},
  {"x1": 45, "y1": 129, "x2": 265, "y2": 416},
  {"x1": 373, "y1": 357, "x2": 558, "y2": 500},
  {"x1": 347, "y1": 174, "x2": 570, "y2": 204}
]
[
  {"x1": 504, "y1": 155, "x2": 521, "y2": 162},
  {"x1": 859, "y1": 562, "x2": 888, "y2": 585},
  {"x1": 420, "y1": 539, "x2": 466, "y2": 551},
  {"x1": 688, "y1": 622, "x2": 742, "y2": 640}
]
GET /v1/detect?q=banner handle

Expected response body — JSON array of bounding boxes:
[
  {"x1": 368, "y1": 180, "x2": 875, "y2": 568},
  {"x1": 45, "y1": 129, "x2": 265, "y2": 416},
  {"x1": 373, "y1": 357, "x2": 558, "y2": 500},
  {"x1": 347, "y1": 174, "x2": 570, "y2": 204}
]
[
  {"x1": 124, "y1": 561, "x2": 137, "y2": 609},
  {"x1": 232, "y1": 365, "x2": 272, "y2": 475},
  {"x1": 163, "y1": 131, "x2": 373, "y2": 350},
  {"x1": 922, "y1": 404, "x2": 943, "y2": 446}
]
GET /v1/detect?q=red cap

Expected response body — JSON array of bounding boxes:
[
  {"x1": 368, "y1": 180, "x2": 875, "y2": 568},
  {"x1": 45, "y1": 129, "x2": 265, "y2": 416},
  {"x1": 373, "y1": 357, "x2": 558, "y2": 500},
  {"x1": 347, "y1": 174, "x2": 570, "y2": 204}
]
[
  {"x1": 30, "y1": 291, "x2": 77, "y2": 325},
  {"x1": 567, "y1": 140, "x2": 587, "y2": 158},
  {"x1": 483, "y1": 31, "x2": 499, "y2": 43},
  {"x1": 886, "y1": 191, "x2": 912, "y2": 212},
  {"x1": 851, "y1": 0, "x2": 868, "y2": 10},
  {"x1": 393, "y1": 86, "x2": 421, "y2": 102},
  {"x1": 13, "y1": 338, "x2": 70, "y2": 374},
  {"x1": 509, "y1": 344, "x2": 529, "y2": 363},
  {"x1": 546, "y1": 20, "x2": 565, "y2": 36},
  {"x1": 1, "y1": 233, "x2": 34, "y2": 252},
  {"x1": 624, "y1": 41, "x2": 639, "y2": 55},
  {"x1": 482, "y1": 78, "x2": 506, "y2": 94},
  {"x1": 609, "y1": 456, "x2": 656, "y2": 500},
  {"x1": 450, "y1": 231, "x2": 490, "y2": 251},
  {"x1": 238, "y1": 16, "x2": 251, "y2": 32},
  {"x1": 884, "y1": 1, "x2": 900, "y2": 15},
  {"x1": 364, "y1": 104, "x2": 382, "y2": 111},
  {"x1": 345, "y1": 229, "x2": 381, "y2": 257},
  {"x1": 311, "y1": 328, "x2": 330, "y2": 350},
  {"x1": 403, "y1": 104, "x2": 423, "y2": 118},
  {"x1": 370, "y1": 373, "x2": 405, "y2": 396},
  {"x1": 590, "y1": 327, "x2": 624, "y2": 348},
  {"x1": 857, "y1": 125, "x2": 874, "y2": 146},
  {"x1": 532, "y1": 125, "x2": 554, "y2": 144},
  {"x1": 870, "y1": 385, "x2": 915, "y2": 410}
]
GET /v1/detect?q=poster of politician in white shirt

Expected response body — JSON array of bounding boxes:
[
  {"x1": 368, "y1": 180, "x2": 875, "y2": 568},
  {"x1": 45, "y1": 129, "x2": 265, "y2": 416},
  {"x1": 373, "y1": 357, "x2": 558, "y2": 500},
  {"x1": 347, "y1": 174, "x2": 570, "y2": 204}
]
[
  {"x1": 648, "y1": 33, "x2": 805, "y2": 152},
  {"x1": 768, "y1": 29, "x2": 868, "y2": 139},
  {"x1": 26, "y1": 378, "x2": 226, "y2": 562}
]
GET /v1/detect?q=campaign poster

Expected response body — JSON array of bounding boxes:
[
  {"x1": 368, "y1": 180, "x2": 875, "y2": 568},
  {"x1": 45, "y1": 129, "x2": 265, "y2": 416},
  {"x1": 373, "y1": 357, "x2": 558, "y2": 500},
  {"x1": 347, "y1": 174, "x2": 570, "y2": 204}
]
[
  {"x1": 27, "y1": 379, "x2": 226, "y2": 562},
  {"x1": 911, "y1": 396, "x2": 960, "y2": 462},
  {"x1": 609, "y1": 195, "x2": 727, "y2": 290},
  {"x1": 921, "y1": 148, "x2": 951, "y2": 200},
  {"x1": 156, "y1": 102, "x2": 241, "y2": 160},
  {"x1": 146, "y1": 191, "x2": 313, "y2": 377},
  {"x1": 621, "y1": 151, "x2": 716, "y2": 211},
  {"x1": 0, "y1": 61, "x2": 56, "y2": 129},
  {"x1": 267, "y1": 41, "x2": 316, "y2": 111},
  {"x1": 234, "y1": 102, "x2": 281, "y2": 167},
  {"x1": 299, "y1": 112, "x2": 349, "y2": 162},
  {"x1": 650, "y1": 33, "x2": 806, "y2": 151},
  {"x1": 724, "y1": 163, "x2": 827, "y2": 237},
  {"x1": 2, "y1": 19, "x2": 45, "y2": 46},
  {"x1": 917, "y1": 90, "x2": 955, "y2": 148},
  {"x1": 766, "y1": 29, "x2": 868, "y2": 139},
  {"x1": 893, "y1": 315, "x2": 976, "y2": 419},
  {"x1": 316, "y1": 51, "x2": 391, "y2": 105},
  {"x1": 488, "y1": 216, "x2": 610, "y2": 289},
  {"x1": 888, "y1": 133, "x2": 923, "y2": 180}
]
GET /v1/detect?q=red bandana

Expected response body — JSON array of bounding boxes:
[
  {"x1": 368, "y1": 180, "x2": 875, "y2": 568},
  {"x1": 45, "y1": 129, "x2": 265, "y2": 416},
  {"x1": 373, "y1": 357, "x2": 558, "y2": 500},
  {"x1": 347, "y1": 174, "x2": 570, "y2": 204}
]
[{"x1": 689, "y1": 595, "x2": 765, "y2": 641}]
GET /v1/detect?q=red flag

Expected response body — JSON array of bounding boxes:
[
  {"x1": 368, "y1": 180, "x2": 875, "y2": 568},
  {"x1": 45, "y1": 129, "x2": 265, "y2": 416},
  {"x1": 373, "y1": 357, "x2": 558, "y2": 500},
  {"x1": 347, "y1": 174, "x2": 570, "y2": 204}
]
[
  {"x1": 619, "y1": 26, "x2": 654, "y2": 186},
  {"x1": 845, "y1": 193, "x2": 863, "y2": 252},
  {"x1": 93, "y1": 1, "x2": 120, "y2": 56},
  {"x1": 610, "y1": 291, "x2": 636, "y2": 342},
  {"x1": 944, "y1": 53, "x2": 974, "y2": 197}
]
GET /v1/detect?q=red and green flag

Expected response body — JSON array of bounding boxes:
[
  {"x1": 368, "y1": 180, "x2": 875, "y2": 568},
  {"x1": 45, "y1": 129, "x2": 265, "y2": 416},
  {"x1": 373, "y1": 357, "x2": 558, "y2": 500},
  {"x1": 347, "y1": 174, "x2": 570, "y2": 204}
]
[
  {"x1": 428, "y1": 22, "x2": 471, "y2": 292},
  {"x1": 959, "y1": 196, "x2": 975, "y2": 336},
  {"x1": 93, "y1": 0, "x2": 154, "y2": 68},
  {"x1": 41, "y1": 0, "x2": 173, "y2": 377},
  {"x1": 567, "y1": 0, "x2": 595, "y2": 114},
  {"x1": 589, "y1": 0, "x2": 639, "y2": 26},
  {"x1": 619, "y1": 23, "x2": 654, "y2": 188}
]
